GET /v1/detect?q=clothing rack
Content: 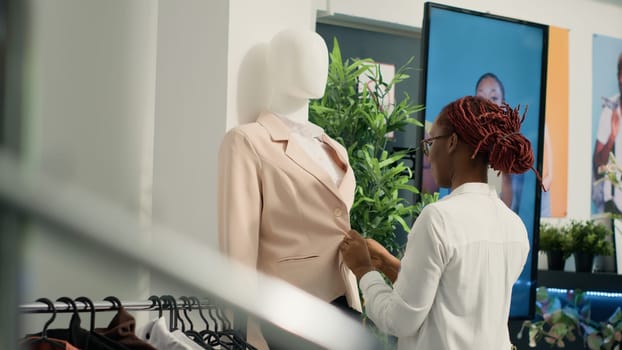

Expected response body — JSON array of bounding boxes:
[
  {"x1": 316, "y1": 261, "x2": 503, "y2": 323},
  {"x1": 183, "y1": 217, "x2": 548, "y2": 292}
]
[
  {"x1": 19, "y1": 298, "x2": 213, "y2": 314},
  {"x1": 18, "y1": 295, "x2": 240, "y2": 335},
  {"x1": 19, "y1": 295, "x2": 253, "y2": 350}
]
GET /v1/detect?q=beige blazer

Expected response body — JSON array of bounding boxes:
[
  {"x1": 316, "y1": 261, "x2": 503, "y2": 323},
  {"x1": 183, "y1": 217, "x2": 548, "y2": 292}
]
[{"x1": 218, "y1": 112, "x2": 361, "y2": 348}]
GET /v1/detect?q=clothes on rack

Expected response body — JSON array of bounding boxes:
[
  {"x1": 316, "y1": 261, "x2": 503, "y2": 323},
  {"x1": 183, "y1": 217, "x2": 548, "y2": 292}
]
[
  {"x1": 24, "y1": 296, "x2": 135, "y2": 350},
  {"x1": 94, "y1": 307, "x2": 156, "y2": 350},
  {"x1": 29, "y1": 312, "x2": 133, "y2": 350},
  {"x1": 22, "y1": 336, "x2": 79, "y2": 350},
  {"x1": 138, "y1": 317, "x2": 208, "y2": 350},
  {"x1": 19, "y1": 296, "x2": 254, "y2": 350}
]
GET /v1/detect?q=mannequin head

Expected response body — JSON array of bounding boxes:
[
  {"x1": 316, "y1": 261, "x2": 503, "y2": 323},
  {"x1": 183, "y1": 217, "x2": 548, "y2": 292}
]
[{"x1": 267, "y1": 28, "x2": 329, "y2": 122}]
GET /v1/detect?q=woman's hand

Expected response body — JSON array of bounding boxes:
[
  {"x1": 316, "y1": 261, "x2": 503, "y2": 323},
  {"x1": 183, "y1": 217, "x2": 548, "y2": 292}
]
[
  {"x1": 366, "y1": 237, "x2": 401, "y2": 283},
  {"x1": 339, "y1": 230, "x2": 374, "y2": 280},
  {"x1": 366, "y1": 238, "x2": 390, "y2": 269}
]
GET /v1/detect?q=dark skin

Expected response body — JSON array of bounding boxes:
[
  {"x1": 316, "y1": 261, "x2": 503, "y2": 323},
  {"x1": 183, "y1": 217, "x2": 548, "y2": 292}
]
[{"x1": 340, "y1": 113, "x2": 490, "y2": 281}]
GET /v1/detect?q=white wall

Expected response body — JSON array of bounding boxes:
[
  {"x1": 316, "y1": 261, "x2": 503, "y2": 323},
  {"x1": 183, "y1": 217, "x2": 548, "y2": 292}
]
[
  {"x1": 317, "y1": 0, "x2": 622, "y2": 220},
  {"x1": 19, "y1": 0, "x2": 159, "y2": 331},
  {"x1": 23, "y1": 0, "x2": 159, "y2": 208}
]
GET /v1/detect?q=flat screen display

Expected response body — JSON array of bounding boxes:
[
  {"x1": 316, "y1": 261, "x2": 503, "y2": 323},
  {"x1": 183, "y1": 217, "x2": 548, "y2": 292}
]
[{"x1": 420, "y1": 2, "x2": 548, "y2": 319}]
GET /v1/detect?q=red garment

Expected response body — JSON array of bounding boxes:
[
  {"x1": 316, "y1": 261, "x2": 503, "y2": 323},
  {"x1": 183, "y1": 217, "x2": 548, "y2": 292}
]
[
  {"x1": 95, "y1": 307, "x2": 156, "y2": 350},
  {"x1": 21, "y1": 336, "x2": 79, "y2": 350}
]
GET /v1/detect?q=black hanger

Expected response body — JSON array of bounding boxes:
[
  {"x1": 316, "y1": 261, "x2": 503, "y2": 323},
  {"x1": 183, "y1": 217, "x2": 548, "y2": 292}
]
[
  {"x1": 21, "y1": 298, "x2": 66, "y2": 349},
  {"x1": 75, "y1": 296, "x2": 95, "y2": 332},
  {"x1": 190, "y1": 297, "x2": 213, "y2": 331},
  {"x1": 212, "y1": 302, "x2": 256, "y2": 350},
  {"x1": 148, "y1": 295, "x2": 163, "y2": 318},
  {"x1": 56, "y1": 297, "x2": 78, "y2": 316},
  {"x1": 104, "y1": 296, "x2": 123, "y2": 310},
  {"x1": 214, "y1": 306, "x2": 231, "y2": 330},
  {"x1": 203, "y1": 299, "x2": 248, "y2": 350},
  {"x1": 194, "y1": 297, "x2": 220, "y2": 347},
  {"x1": 160, "y1": 295, "x2": 184, "y2": 332},
  {"x1": 159, "y1": 295, "x2": 175, "y2": 331},
  {"x1": 39, "y1": 298, "x2": 57, "y2": 339},
  {"x1": 56, "y1": 297, "x2": 86, "y2": 347},
  {"x1": 179, "y1": 296, "x2": 195, "y2": 331},
  {"x1": 180, "y1": 296, "x2": 214, "y2": 349}
]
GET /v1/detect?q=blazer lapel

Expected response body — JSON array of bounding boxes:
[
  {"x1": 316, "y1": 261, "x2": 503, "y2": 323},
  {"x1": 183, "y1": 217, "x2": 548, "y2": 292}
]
[
  {"x1": 284, "y1": 139, "x2": 347, "y2": 201},
  {"x1": 258, "y1": 112, "x2": 350, "y2": 204},
  {"x1": 321, "y1": 135, "x2": 356, "y2": 208}
]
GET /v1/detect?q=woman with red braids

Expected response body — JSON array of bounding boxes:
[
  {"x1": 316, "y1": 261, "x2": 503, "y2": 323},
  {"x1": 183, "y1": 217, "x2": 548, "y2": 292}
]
[{"x1": 339, "y1": 95, "x2": 533, "y2": 350}]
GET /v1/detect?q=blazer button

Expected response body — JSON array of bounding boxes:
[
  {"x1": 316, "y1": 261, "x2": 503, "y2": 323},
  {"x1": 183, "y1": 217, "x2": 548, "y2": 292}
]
[{"x1": 333, "y1": 208, "x2": 343, "y2": 217}]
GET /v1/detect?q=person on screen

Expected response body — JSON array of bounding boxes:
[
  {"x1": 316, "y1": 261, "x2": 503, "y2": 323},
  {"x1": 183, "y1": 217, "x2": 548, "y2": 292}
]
[
  {"x1": 339, "y1": 95, "x2": 533, "y2": 350},
  {"x1": 593, "y1": 53, "x2": 622, "y2": 214},
  {"x1": 475, "y1": 73, "x2": 515, "y2": 208},
  {"x1": 475, "y1": 72, "x2": 553, "y2": 216}
]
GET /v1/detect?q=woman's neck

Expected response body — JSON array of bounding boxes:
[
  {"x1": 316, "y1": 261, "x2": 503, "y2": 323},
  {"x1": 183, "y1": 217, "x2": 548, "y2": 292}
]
[{"x1": 450, "y1": 157, "x2": 489, "y2": 190}]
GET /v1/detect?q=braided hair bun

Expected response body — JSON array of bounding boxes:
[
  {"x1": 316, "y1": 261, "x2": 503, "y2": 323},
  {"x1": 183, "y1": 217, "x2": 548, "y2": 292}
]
[{"x1": 443, "y1": 95, "x2": 534, "y2": 175}]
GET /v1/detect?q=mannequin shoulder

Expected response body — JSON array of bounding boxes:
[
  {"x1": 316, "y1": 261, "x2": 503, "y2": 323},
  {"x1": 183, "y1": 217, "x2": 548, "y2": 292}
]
[
  {"x1": 219, "y1": 122, "x2": 277, "y2": 157},
  {"x1": 220, "y1": 123, "x2": 259, "y2": 148},
  {"x1": 223, "y1": 122, "x2": 266, "y2": 141}
]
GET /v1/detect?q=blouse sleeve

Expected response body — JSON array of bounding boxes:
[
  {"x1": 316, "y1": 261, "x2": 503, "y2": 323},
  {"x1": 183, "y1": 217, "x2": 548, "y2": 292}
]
[{"x1": 359, "y1": 205, "x2": 449, "y2": 337}]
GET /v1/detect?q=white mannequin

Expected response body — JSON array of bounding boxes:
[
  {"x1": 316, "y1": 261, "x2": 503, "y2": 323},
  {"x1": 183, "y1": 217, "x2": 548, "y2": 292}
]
[
  {"x1": 266, "y1": 29, "x2": 329, "y2": 123},
  {"x1": 218, "y1": 28, "x2": 360, "y2": 350}
]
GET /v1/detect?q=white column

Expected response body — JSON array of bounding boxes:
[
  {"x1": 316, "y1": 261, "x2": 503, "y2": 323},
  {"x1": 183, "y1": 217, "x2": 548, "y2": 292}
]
[
  {"x1": 19, "y1": 0, "x2": 159, "y2": 330},
  {"x1": 150, "y1": 0, "x2": 228, "y2": 251}
]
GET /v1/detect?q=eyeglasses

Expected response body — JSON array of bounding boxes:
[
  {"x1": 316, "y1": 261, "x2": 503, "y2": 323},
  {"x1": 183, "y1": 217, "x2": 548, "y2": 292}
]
[{"x1": 420, "y1": 134, "x2": 452, "y2": 156}]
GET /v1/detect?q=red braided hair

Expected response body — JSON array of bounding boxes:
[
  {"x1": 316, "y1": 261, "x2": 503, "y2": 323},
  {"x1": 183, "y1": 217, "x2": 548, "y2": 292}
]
[{"x1": 440, "y1": 95, "x2": 535, "y2": 175}]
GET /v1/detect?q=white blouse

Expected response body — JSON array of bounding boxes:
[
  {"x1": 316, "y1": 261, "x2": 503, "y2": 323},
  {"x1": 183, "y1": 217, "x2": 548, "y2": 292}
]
[
  {"x1": 277, "y1": 115, "x2": 345, "y2": 186},
  {"x1": 359, "y1": 183, "x2": 530, "y2": 350}
]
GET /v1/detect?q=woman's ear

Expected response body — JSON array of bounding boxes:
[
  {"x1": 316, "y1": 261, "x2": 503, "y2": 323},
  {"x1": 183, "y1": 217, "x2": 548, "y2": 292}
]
[{"x1": 447, "y1": 132, "x2": 459, "y2": 154}]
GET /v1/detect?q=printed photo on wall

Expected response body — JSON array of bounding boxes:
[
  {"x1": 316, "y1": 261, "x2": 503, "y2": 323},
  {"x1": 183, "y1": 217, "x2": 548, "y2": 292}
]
[
  {"x1": 591, "y1": 34, "x2": 622, "y2": 216},
  {"x1": 420, "y1": 2, "x2": 548, "y2": 319},
  {"x1": 358, "y1": 62, "x2": 396, "y2": 139}
]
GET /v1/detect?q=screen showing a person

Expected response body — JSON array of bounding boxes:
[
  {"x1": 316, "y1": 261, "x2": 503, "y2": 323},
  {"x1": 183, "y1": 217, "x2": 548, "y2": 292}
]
[{"x1": 420, "y1": 2, "x2": 547, "y2": 319}]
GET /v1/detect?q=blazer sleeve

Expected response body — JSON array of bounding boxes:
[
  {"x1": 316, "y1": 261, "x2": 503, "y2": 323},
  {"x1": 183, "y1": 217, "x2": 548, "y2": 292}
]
[{"x1": 217, "y1": 127, "x2": 263, "y2": 269}]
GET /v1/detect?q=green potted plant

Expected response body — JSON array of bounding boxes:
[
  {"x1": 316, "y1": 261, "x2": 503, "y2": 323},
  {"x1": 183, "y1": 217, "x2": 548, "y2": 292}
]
[
  {"x1": 539, "y1": 223, "x2": 570, "y2": 271},
  {"x1": 521, "y1": 287, "x2": 622, "y2": 349},
  {"x1": 310, "y1": 36, "x2": 427, "y2": 350},
  {"x1": 309, "y1": 38, "x2": 425, "y2": 255},
  {"x1": 563, "y1": 220, "x2": 614, "y2": 273},
  {"x1": 518, "y1": 287, "x2": 586, "y2": 348}
]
